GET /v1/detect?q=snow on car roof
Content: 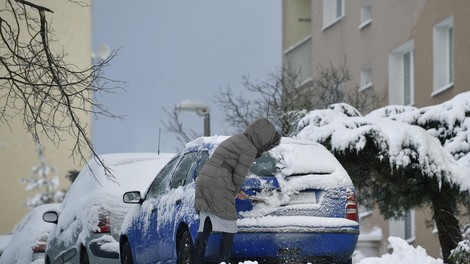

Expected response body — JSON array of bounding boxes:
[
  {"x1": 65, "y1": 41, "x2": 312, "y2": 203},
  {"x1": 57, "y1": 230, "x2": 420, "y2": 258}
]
[
  {"x1": 53, "y1": 153, "x2": 174, "y2": 246},
  {"x1": 63, "y1": 152, "x2": 175, "y2": 203},
  {"x1": 0, "y1": 203, "x2": 61, "y2": 264},
  {"x1": 187, "y1": 136, "x2": 353, "y2": 190}
]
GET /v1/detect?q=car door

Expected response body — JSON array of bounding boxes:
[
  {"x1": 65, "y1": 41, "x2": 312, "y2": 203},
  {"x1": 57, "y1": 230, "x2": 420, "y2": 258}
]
[
  {"x1": 156, "y1": 150, "x2": 199, "y2": 261},
  {"x1": 134, "y1": 155, "x2": 180, "y2": 264}
]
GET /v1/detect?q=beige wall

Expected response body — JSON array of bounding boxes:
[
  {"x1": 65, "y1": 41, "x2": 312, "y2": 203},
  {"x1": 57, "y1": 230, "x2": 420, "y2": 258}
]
[
  {"x1": 0, "y1": 0, "x2": 91, "y2": 234},
  {"x1": 309, "y1": 0, "x2": 428, "y2": 111},
  {"x1": 284, "y1": 0, "x2": 470, "y2": 109},
  {"x1": 282, "y1": 0, "x2": 470, "y2": 259},
  {"x1": 282, "y1": 0, "x2": 312, "y2": 51},
  {"x1": 413, "y1": 0, "x2": 470, "y2": 106},
  {"x1": 368, "y1": 208, "x2": 442, "y2": 258}
]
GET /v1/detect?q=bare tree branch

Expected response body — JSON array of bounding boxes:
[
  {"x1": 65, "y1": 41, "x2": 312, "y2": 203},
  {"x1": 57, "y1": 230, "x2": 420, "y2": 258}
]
[
  {"x1": 1, "y1": 0, "x2": 123, "y2": 179},
  {"x1": 213, "y1": 60, "x2": 386, "y2": 137},
  {"x1": 161, "y1": 106, "x2": 198, "y2": 149}
]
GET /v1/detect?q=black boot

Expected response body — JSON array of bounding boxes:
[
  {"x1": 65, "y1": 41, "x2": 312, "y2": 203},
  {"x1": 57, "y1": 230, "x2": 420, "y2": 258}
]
[
  {"x1": 194, "y1": 217, "x2": 212, "y2": 264},
  {"x1": 219, "y1": 232, "x2": 234, "y2": 264}
]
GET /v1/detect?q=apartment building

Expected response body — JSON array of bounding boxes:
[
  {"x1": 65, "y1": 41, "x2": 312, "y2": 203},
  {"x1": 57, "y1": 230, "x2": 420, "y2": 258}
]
[
  {"x1": 0, "y1": 0, "x2": 92, "y2": 234},
  {"x1": 282, "y1": 0, "x2": 470, "y2": 259}
]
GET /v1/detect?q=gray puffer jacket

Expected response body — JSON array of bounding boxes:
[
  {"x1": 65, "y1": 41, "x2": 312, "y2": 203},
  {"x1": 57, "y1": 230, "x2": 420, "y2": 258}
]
[{"x1": 195, "y1": 118, "x2": 280, "y2": 221}]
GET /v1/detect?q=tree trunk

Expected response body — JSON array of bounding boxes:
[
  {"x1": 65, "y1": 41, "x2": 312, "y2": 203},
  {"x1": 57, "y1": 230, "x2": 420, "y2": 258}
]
[{"x1": 431, "y1": 181, "x2": 462, "y2": 263}]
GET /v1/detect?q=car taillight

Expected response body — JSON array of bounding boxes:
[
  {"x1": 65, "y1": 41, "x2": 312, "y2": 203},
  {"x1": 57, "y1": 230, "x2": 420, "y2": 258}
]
[
  {"x1": 345, "y1": 192, "x2": 359, "y2": 222},
  {"x1": 95, "y1": 210, "x2": 111, "y2": 234},
  {"x1": 32, "y1": 235, "x2": 48, "y2": 253}
]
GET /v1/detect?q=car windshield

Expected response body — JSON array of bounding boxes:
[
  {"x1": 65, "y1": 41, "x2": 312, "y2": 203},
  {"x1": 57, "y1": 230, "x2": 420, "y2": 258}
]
[{"x1": 249, "y1": 152, "x2": 277, "y2": 177}]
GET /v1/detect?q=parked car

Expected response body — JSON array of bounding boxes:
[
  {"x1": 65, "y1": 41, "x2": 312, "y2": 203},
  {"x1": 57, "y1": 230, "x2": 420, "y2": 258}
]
[
  {"x1": 42, "y1": 153, "x2": 174, "y2": 264},
  {"x1": 0, "y1": 234, "x2": 12, "y2": 258},
  {"x1": 120, "y1": 137, "x2": 359, "y2": 264},
  {"x1": 0, "y1": 203, "x2": 61, "y2": 264}
]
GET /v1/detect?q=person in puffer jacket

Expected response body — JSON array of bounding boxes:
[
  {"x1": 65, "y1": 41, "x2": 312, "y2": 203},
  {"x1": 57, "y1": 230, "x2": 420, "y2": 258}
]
[{"x1": 194, "y1": 118, "x2": 281, "y2": 264}]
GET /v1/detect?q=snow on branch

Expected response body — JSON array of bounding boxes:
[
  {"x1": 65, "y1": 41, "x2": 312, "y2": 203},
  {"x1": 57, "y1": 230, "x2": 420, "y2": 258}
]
[{"x1": 295, "y1": 93, "x2": 470, "y2": 191}]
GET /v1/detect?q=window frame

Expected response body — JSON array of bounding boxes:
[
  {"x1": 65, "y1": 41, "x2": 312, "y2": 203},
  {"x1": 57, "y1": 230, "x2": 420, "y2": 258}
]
[
  {"x1": 322, "y1": 0, "x2": 345, "y2": 30},
  {"x1": 360, "y1": 66, "x2": 373, "y2": 91},
  {"x1": 389, "y1": 209, "x2": 416, "y2": 244},
  {"x1": 403, "y1": 50, "x2": 414, "y2": 106},
  {"x1": 169, "y1": 151, "x2": 198, "y2": 189},
  {"x1": 359, "y1": 2, "x2": 372, "y2": 29},
  {"x1": 388, "y1": 40, "x2": 415, "y2": 106},
  {"x1": 432, "y1": 16, "x2": 454, "y2": 96},
  {"x1": 146, "y1": 155, "x2": 180, "y2": 199}
]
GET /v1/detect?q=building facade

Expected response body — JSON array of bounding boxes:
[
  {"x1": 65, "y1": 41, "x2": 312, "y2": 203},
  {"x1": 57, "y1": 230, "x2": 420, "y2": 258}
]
[
  {"x1": 0, "y1": 0, "x2": 92, "y2": 234},
  {"x1": 282, "y1": 0, "x2": 470, "y2": 259}
]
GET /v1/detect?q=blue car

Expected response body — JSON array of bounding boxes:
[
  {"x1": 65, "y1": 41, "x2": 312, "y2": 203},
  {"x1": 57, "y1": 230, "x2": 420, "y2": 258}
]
[{"x1": 119, "y1": 137, "x2": 359, "y2": 264}]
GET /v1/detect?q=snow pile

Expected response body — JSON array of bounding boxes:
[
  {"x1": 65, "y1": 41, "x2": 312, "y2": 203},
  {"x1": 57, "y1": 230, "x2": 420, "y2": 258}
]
[
  {"x1": 231, "y1": 237, "x2": 442, "y2": 264},
  {"x1": 357, "y1": 237, "x2": 443, "y2": 264}
]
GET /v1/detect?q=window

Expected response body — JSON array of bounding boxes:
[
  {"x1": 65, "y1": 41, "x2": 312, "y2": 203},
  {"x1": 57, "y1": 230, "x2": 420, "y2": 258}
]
[
  {"x1": 146, "y1": 156, "x2": 180, "y2": 199},
  {"x1": 389, "y1": 40, "x2": 414, "y2": 106},
  {"x1": 359, "y1": 2, "x2": 372, "y2": 29},
  {"x1": 403, "y1": 51, "x2": 413, "y2": 106},
  {"x1": 389, "y1": 210, "x2": 416, "y2": 243},
  {"x1": 194, "y1": 151, "x2": 209, "y2": 179},
  {"x1": 433, "y1": 16, "x2": 454, "y2": 95},
  {"x1": 284, "y1": 36, "x2": 312, "y2": 85},
  {"x1": 322, "y1": 0, "x2": 345, "y2": 30},
  {"x1": 169, "y1": 152, "x2": 197, "y2": 189},
  {"x1": 186, "y1": 150, "x2": 210, "y2": 184},
  {"x1": 360, "y1": 66, "x2": 372, "y2": 91},
  {"x1": 249, "y1": 152, "x2": 278, "y2": 176}
]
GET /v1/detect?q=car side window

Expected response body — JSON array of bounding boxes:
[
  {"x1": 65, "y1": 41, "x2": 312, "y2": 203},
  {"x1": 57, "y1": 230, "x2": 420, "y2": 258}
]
[
  {"x1": 195, "y1": 151, "x2": 209, "y2": 179},
  {"x1": 169, "y1": 152, "x2": 197, "y2": 189},
  {"x1": 184, "y1": 150, "x2": 210, "y2": 184},
  {"x1": 146, "y1": 155, "x2": 180, "y2": 199}
]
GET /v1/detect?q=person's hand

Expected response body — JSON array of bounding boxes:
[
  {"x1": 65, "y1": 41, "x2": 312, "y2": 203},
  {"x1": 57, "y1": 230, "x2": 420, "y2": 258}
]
[{"x1": 237, "y1": 190, "x2": 249, "y2": 200}]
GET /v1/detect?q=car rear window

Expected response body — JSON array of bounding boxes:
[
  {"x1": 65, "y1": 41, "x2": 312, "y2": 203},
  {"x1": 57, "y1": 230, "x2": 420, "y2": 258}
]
[{"x1": 249, "y1": 152, "x2": 277, "y2": 176}]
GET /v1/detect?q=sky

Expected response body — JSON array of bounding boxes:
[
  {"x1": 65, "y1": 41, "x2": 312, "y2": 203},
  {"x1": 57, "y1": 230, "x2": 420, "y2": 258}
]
[{"x1": 91, "y1": 1, "x2": 282, "y2": 154}]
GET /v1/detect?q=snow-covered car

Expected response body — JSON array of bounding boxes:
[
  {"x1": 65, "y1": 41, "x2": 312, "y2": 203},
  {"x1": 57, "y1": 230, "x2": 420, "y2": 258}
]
[
  {"x1": 120, "y1": 137, "x2": 360, "y2": 263},
  {"x1": 42, "y1": 153, "x2": 174, "y2": 264},
  {"x1": 0, "y1": 234, "x2": 12, "y2": 258},
  {"x1": 0, "y1": 203, "x2": 61, "y2": 264}
]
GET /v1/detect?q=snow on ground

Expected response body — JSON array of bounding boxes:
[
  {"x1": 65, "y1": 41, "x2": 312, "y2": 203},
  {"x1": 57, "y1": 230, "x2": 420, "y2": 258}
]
[
  {"x1": 356, "y1": 237, "x2": 443, "y2": 264},
  {"x1": 231, "y1": 237, "x2": 443, "y2": 264}
]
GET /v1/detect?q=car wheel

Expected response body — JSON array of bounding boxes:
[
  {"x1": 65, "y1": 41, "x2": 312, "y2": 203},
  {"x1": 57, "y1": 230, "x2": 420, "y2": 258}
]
[
  {"x1": 121, "y1": 241, "x2": 134, "y2": 264},
  {"x1": 177, "y1": 229, "x2": 194, "y2": 264},
  {"x1": 80, "y1": 246, "x2": 90, "y2": 264}
]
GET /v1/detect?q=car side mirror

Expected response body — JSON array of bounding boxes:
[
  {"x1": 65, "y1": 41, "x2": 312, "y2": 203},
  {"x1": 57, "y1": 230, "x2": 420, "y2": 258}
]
[
  {"x1": 43, "y1": 211, "x2": 59, "y2": 224},
  {"x1": 123, "y1": 191, "x2": 143, "y2": 204}
]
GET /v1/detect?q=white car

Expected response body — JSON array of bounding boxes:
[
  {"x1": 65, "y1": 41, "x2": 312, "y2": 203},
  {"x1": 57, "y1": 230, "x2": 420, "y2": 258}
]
[
  {"x1": 0, "y1": 203, "x2": 61, "y2": 264},
  {"x1": 42, "y1": 153, "x2": 174, "y2": 264},
  {"x1": 0, "y1": 234, "x2": 12, "y2": 258}
]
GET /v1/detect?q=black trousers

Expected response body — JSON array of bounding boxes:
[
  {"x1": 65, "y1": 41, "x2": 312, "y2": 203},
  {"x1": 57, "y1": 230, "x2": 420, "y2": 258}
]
[{"x1": 194, "y1": 216, "x2": 234, "y2": 264}]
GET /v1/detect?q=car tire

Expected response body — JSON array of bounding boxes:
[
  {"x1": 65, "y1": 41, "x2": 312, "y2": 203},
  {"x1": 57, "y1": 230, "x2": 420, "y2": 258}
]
[
  {"x1": 121, "y1": 241, "x2": 134, "y2": 264},
  {"x1": 177, "y1": 229, "x2": 194, "y2": 264},
  {"x1": 80, "y1": 246, "x2": 90, "y2": 264}
]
